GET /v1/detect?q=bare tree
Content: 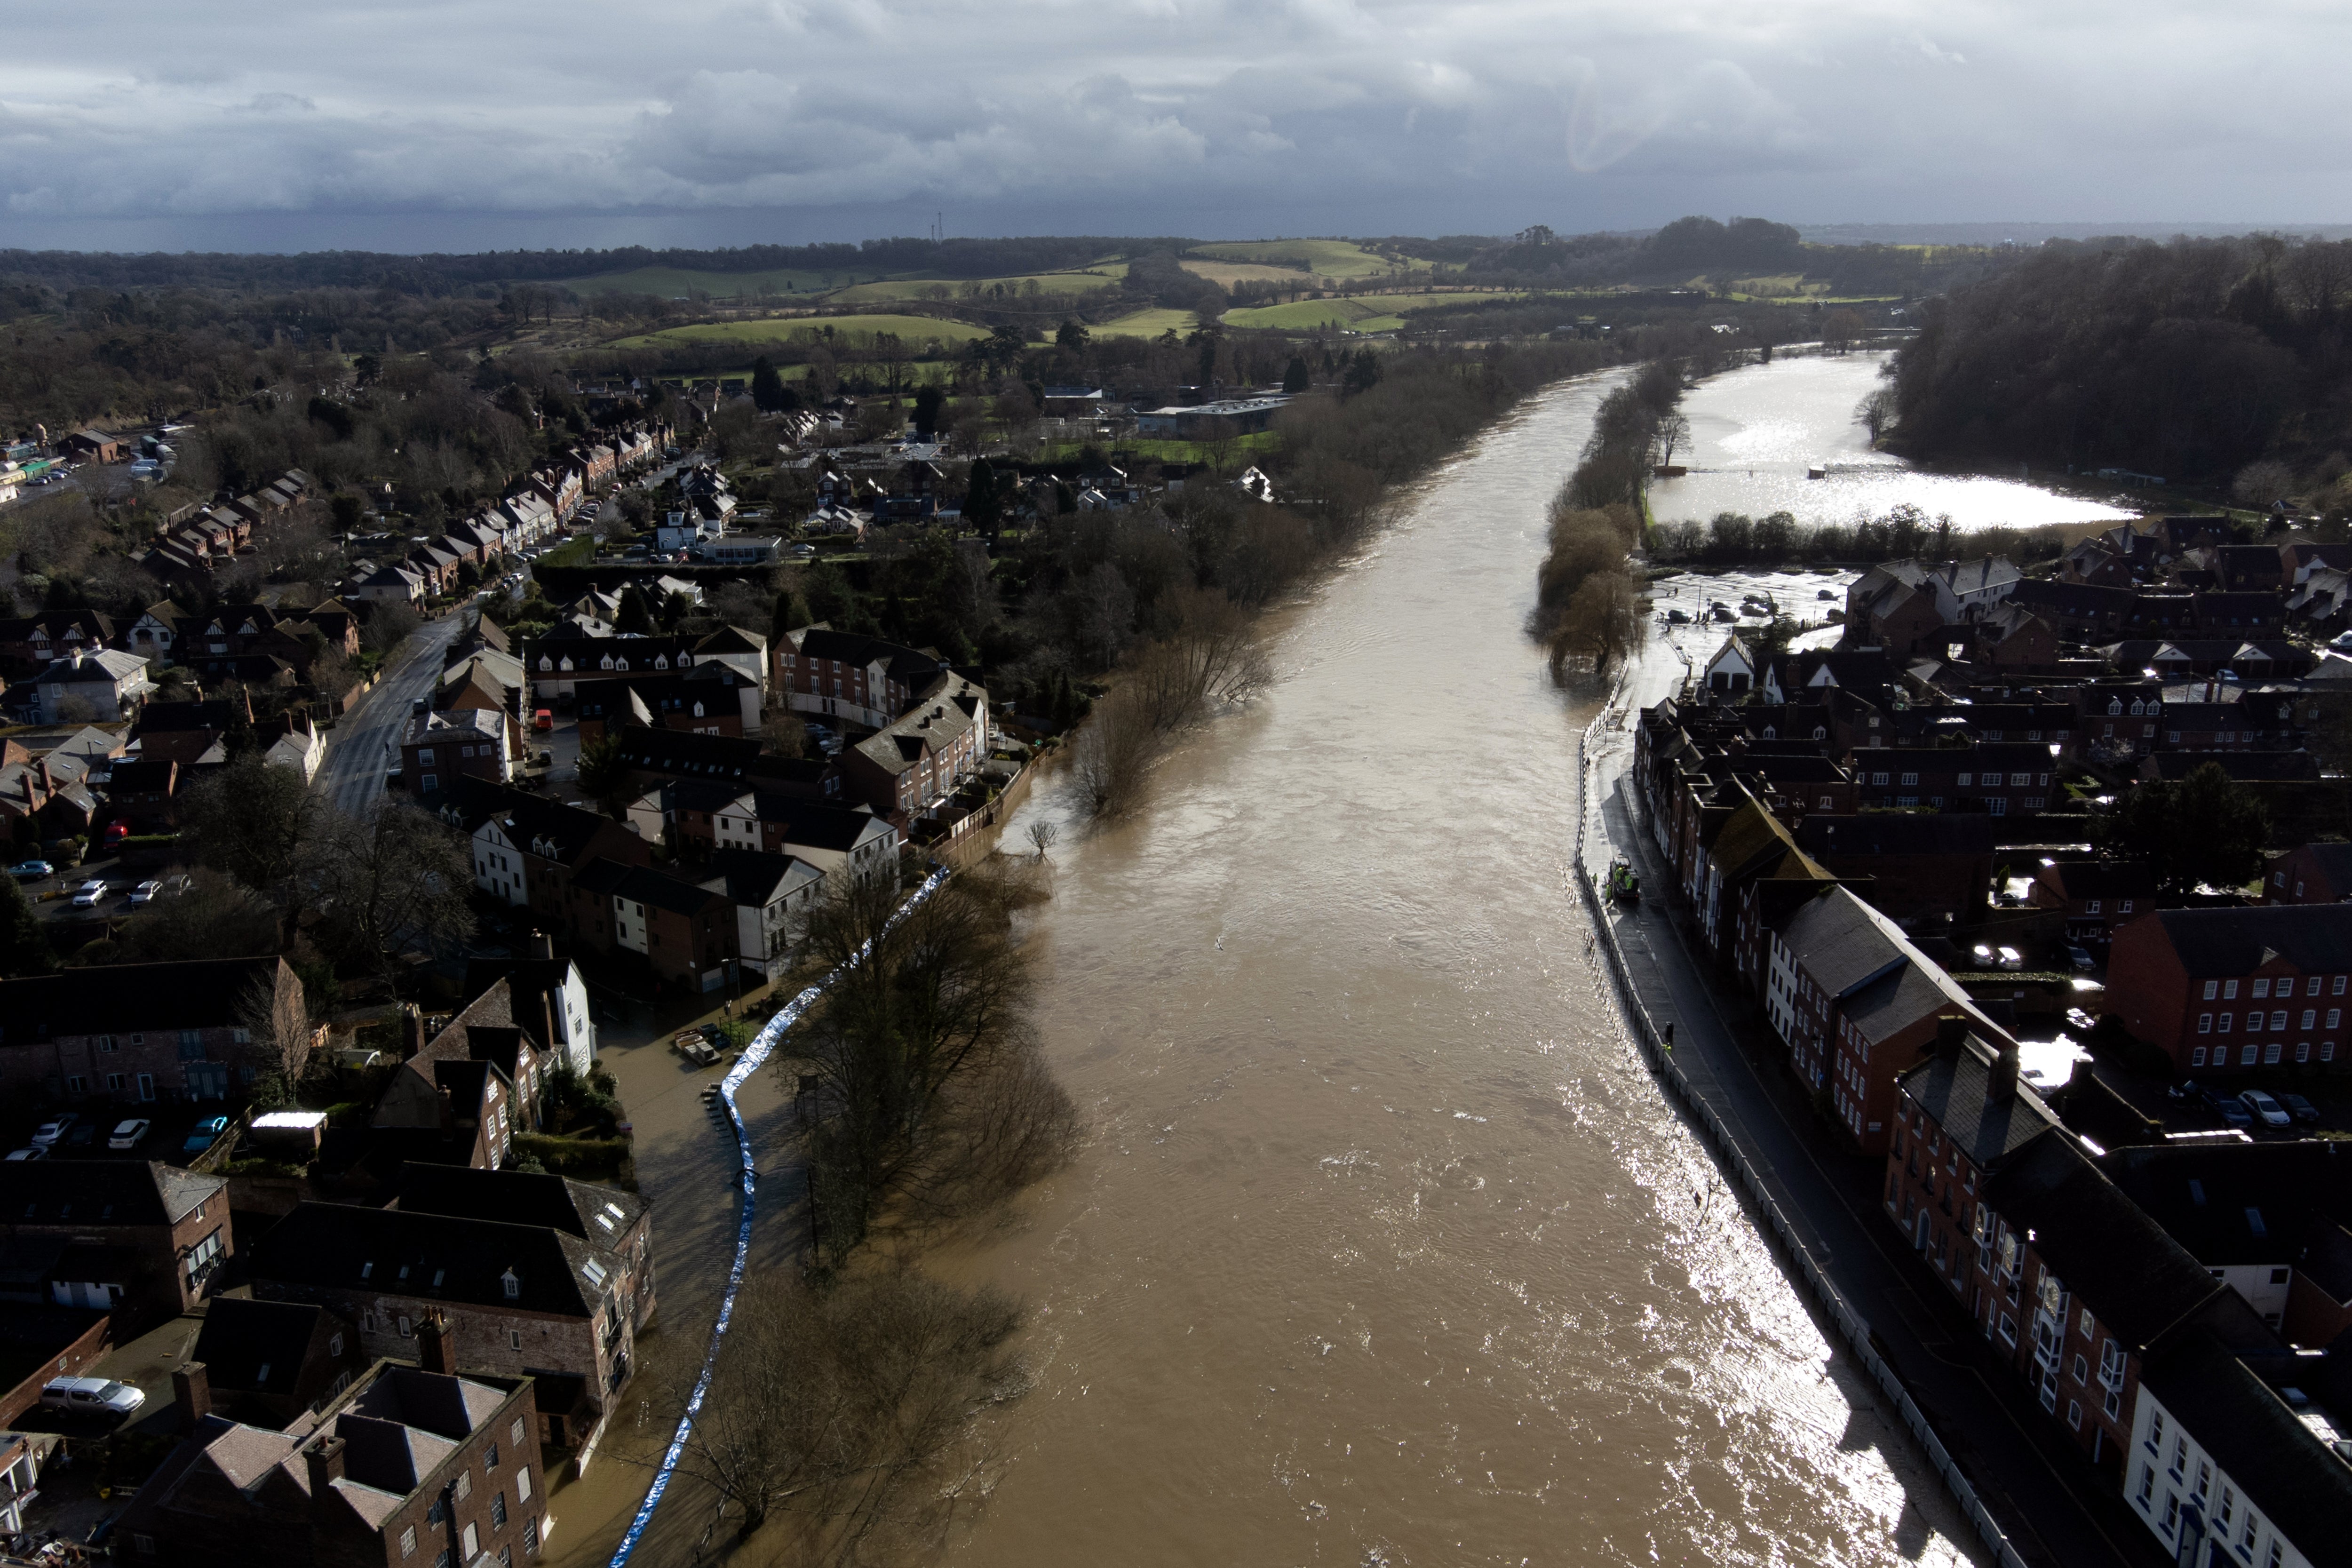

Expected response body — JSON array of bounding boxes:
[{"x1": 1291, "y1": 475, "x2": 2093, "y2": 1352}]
[
  {"x1": 673, "y1": 1269, "x2": 1027, "y2": 1560},
  {"x1": 1023, "y1": 820, "x2": 1059, "y2": 860},
  {"x1": 111, "y1": 867, "x2": 282, "y2": 961},
  {"x1": 1125, "y1": 583, "x2": 1274, "y2": 732},
  {"x1": 1651, "y1": 411, "x2": 1692, "y2": 468},
  {"x1": 786, "y1": 868, "x2": 1072, "y2": 1260},
  {"x1": 307, "y1": 800, "x2": 476, "y2": 998},
  {"x1": 1855, "y1": 388, "x2": 1898, "y2": 444},
  {"x1": 1547, "y1": 570, "x2": 1648, "y2": 681},
  {"x1": 1065, "y1": 687, "x2": 1163, "y2": 819},
  {"x1": 235, "y1": 964, "x2": 315, "y2": 1096}
]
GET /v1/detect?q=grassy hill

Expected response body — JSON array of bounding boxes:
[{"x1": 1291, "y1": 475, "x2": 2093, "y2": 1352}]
[
  {"x1": 1188, "y1": 239, "x2": 1397, "y2": 279},
  {"x1": 1090, "y1": 307, "x2": 1200, "y2": 338},
  {"x1": 1221, "y1": 291, "x2": 1526, "y2": 332},
  {"x1": 826, "y1": 265, "x2": 1128, "y2": 304},
  {"x1": 605, "y1": 313, "x2": 994, "y2": 350},
  {"x1": 548, "y1": 265, "x2": 853, "y2": 298}
]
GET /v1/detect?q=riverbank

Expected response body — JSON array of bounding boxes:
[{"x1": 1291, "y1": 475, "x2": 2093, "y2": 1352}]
[
  {"x1": 1579, "y1": 636, "x2": 2161, "y2": 1568},
  {"x1": 942, "y1": 370, "x2": 1990, "y2": 1568}
]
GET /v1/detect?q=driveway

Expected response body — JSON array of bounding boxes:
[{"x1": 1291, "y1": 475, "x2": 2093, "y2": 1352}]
[{"x1": 313, "y1": 611, "x2": 471, "y2": 815}]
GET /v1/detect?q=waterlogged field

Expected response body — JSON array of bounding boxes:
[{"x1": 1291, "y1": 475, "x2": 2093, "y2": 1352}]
[{"x1": 605, "y1": 313, "x2": 994, "y2": 350}]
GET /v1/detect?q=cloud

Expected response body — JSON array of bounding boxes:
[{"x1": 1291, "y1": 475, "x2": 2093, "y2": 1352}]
[{"x1": 0, "y1": 0, "x2": 2347, "y2": 245}]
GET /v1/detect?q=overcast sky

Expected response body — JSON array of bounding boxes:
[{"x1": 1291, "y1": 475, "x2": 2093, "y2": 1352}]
[{"x1": 3, "y1": 0, "x2": 2345, "y2": 253}]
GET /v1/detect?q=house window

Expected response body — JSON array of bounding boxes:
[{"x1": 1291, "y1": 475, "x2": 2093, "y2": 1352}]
[
  {"x1": 461, "y1": 1525, "x2": 478, "y2": 1560},
  {"x1": 493, "y1": 1492, "x2": 508, "y2": 1528},
  {"x1": 2242, "y1": 1045, "x2": 2259, "y2": 1066},
  {"x1": 1957, "y1": 772, "x2": 1973, "y2": 786},
  {"x1": 2225, "y1": 980, "x2": 2239, "y2": 999},
  {"x1": 2297, "y1": 1042, "x2": 2312, "y2": 1064},
  {"x1": 2254, "y1": 979, "x2": 2270, "y2": 999},
  {"x1": 418, "y1": 748, "x2": 434, "y2": 764},
  {"x1": 2304, "y1": 1010, "x2": 2318, "y2": 1030},
  {"x1": 97, "y1": 1035, "x2": 116, "y2": 1052},
  {"x1": 65, "y1": 1075, "x2": 85, "y2": 1092},
  {"x1": 2271, "y1": 1010, "x2": 2288, "y2": 1031},
  {"x1": 2120, "y1": 900, "x2": 2133, "y2": 914},
  {"x1": 2265, "y1": 1043, "x2": 2282, "y2": 1065},
  {"x1": 400, "y1": 1526, "x2": 417, "y2": 1557},
  {"x1": 136, "y1": 1073, "x2": 154, "y2": 1100},
  {"x1": 2193, "y1": 1047, "x2": 2207, "y2": 1067},
  {"x1": 2204, "y1": 980, "x2": 2218, "y2": 1000}
]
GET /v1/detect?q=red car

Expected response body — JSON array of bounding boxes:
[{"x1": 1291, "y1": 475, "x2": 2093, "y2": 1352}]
[{"x1": 102, "y1": 820, "x2": 130, "y2": 844}]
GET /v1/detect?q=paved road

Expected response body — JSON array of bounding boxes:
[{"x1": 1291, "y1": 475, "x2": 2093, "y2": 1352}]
[
  {"x1": 313, "y1": 611, "x2": 470, "y2": 815},
  {"x1": 1585, "y1": 732, "x2": 2168, "y2": 1568}
]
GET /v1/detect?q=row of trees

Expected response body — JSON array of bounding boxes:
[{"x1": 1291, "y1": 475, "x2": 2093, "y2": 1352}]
[
  {"x1": 1644, "y1": 503, "x2": 2073, "y2": 569},
  {"x1": 1531, "y1": 361, "x2": 1685, "y2": 680}
]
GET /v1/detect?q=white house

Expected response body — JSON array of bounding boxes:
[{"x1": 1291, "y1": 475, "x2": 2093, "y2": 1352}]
[
  {"x1": 33, "y1": 649, "x2": 152, "y2": 723},
  {"x1": 1702, "y1": 634, "x2": 1756, "y2": 697}
]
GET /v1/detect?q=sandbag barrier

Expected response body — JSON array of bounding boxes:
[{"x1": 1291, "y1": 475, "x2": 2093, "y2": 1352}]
[
  {"x1": 1573, "y1": 716, "x2": 2029, "y2": 1568},
  {"x1": 607, "y1": 864, "x2": 954, "y2": 1567}
]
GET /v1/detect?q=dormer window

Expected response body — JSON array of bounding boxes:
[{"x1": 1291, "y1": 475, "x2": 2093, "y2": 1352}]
[{"x1": 502, "y1": 1268, "x2": 521, "y2": 1300}]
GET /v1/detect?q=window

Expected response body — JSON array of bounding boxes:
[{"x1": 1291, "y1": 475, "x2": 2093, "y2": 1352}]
[
  {"x1": 2067, "y1": 1399, "x2": 2082, "y2": 1429},
  {"x1": 2199, "y1": 1014, "x2": 2212, "y2": 1034},
  {"x1": 136, "y1": 1073, "x2": 154, "y2": 1101},
  {"x1": 2162, "y1": 1494, "x2": 2179, "y2": 1534},
  {"x1": 2073, "y1": 1353, "x2": 2089, "y2": 1383},
  {"x1": 492, "y1": 1491, "x2": 508, "y2": 1528},
  {"x1": 2120, "y1": 900, "x2": 2133, "y2": 913},
  {"x1": 2225, "y1": 979, "x2": 2239, "y2": 999},
  {"x1": 486, "y1": 1441, "x2": 500, "y2": 1471},
  {"x1": 397, "y1": 1314, "x2": 412, "y2": 1337},
  {"x1": 2242, "y1": 1045, "x2": 2259, "y2": 1065},
  {"x1": 2310, "y1": 976, "x2": 2325, "y2": 997},
  {"x1": 401, "y1": 1525, "x2": 417, "y2": 1557},
  {"x1": 525, "y1": 1519, "x2": 539, "y2": 1553},
  {"x1": 2193, "y1": 1047, "x2": 2207, "y2": 1067},
  {"x1": 1900, "y1": 772, "x2": 1919, "y2": 787},
  {"x1": 135, "y1": 1536, "x2": 156, "y2": 1558},
  {"x1": 2303, "y1": 1010, "x2": 2318, "y2": 1030},
  {"x1": 2137, "y1": 1465, "x2": 2155, "y2": 1505},
  {"x1": 1957, "y1": 772, "x2": 1973, "y2": 787},
  {"x1": 2219, "y1": 1014, "x2": 2233, "y2": 1032},
  {"x1": 2265, "y1": 1043, "x2": 2282, "y2": 1065},
  {"x1": 65, "y1": 1075, "x2": 85, "y2": 1093},
  {"x1": 2254, "y1": 979, "x2": 2270, "y2": 999},
  {"x1": 511, "y1": 1415, "x2": 528, "y2": 1446},
  {"x1": 2270, "y1": 1010, "x2": 2287, "y2": 1031},
  {"x1": 462, "y1": 1525, "x2": 478, "y2": 1559},
  {"x1": 2336, "y1": 976, "x2": 2347, "y2": 995},
  {"x1": 2298, "y1": 1042, "x2": 2312, "y2": 1064},
  {"x1": 2331, "y1": 1010, "x2": 2343, "y2": 1029},
  {"x1": 2194, "y1": 1460, "x2": 2211, "y2": 1499},
  {"x1": 511, "y1": 1329, "x2": 522, "y2": 1351},
  {"x1": 106, "y1": 1073, "x2": 124, "y2": 1090},
  {"x1": 456, "y1": 1471, "x2": 472, "y2": 1502},
  {"x1": 418, "y1": 748, "x2": 434, "y2": 764},
  {"x1": 518, "y1": 1465, "x2": 532, "y2": 1502},
  {"x1": 97, "y1": 1034, "x2": 116, "y2": 1053}
]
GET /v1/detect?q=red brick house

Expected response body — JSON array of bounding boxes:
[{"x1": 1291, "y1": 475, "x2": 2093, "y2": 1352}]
[
  {"x1": 1846, "y1": 741, "x2": 2062, "y2": 815},
  {"x1": 117, "y1": 1343, "x2": 548, "y2": 1568},
  {"x1": 0, "y1": 1160, "x2": 231, "y2": 1328},
  {"x1": 773, "y1": 625, "x2": 945, "y2": 729},
  {"x1": 2029, "y1": 859, "x2": 2158, "y2": 943},
  {"x1": 2263, "y1": 842, "x2": 2352, "y2": 906},
  {"x1": 0, "y1": 957, "x2": 308, "y2": 1106},
  {"x1": 1766, "y1": 891, "x2": 2008, "y2": 1151},
  {"x1": 404, "y1": 708, "x2": 513, "y2": 796},
  {"x1": 840, "y1": 673, "x2": 991, "y2": 826},
  {"x1": 2105, "y1": 905, "x2": 2352, "y2": 1074},
  {"x1": 569, "y1": 860, "x2": 739, "y2": 989}
]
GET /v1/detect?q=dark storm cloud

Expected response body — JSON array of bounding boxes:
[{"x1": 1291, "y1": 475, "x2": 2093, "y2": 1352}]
[{"x1": 2, "y1": 0, "x2": 2346, "y2": 247}]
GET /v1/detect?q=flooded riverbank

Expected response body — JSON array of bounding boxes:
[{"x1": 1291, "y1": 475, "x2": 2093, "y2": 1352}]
[
  {"x1": 940, "y1": 369, "x2": 1990, "y2": 1567},
  {"x1": 1653, "y1": 353, "x2": 2139, "y2": 532}
]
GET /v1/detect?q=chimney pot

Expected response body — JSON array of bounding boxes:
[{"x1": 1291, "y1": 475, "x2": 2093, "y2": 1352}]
[{"x1": 416, "y1": 1308, "x2": 457, "y2": 1376}]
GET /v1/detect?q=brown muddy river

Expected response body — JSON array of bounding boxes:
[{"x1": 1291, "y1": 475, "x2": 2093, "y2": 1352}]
[{"x1": 938, "y1": 371, "x2": 1989, "y2": 1568}]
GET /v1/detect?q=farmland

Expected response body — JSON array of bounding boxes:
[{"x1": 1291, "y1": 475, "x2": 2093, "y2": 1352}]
[
  {"x1": 825, "y1": 265, "x2": 1127, "y2": 303},
  {"x1": 1188, "y1": 239, "x2": 1398, "y2": 279},
  {"x1": 605, "y1": 313, "x2": 994, "y2": 350},
  {"x1": 1091, "y1": 306, "x2": 1200, "y2": 338},
  {"x1": 548, "y1": 264, "x2": 848, "y2": 298},
  {"x1": 1221, "y1": 291, "x2": 1527, "y2": 332}
]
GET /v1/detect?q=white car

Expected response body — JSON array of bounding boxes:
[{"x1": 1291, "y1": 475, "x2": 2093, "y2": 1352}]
[
  {"x1": 1995, "y1": 947, "x2": 2024, "y2": 971},
  {"x1": 29, "y1": 1115, "x2": 77, "y2": 1148},
  {"x1": 2240, "y1": 1089, "x2": 2294, "y2": 1128},
  {"x1": 4, "y1": 1148, "x2": 46, "y2": 1162},
  {"x1": 71, "y1": 879, "x2": 109, "y2": 907},
  {"x1": 107, "y1": 1118, "x2": 150, "y2": 1150},
  {"x1": 128, "y1": 879, "x2": 165, "y2": 906},
  {"x1": 39, "y1": 1377, "x2": 144, "y2": 1418}
]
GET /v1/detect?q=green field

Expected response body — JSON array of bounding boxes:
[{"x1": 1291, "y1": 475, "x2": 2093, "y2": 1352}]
[
  {"x1": 1091, "y1": 307, "x2": 1200, "y2": 338},
  {"x1": 827, "y1": 264, "x2": 1127, "y2": 304},
  {"x1": 1222, "y1": 291, "x2": 1526, "y2": 332},
  {"x1": 607, "y1": 314, "x2": 995, "y2": 350},
  {"x1": 1189, "y1": 239, "x2": 1397, "y2": 279},
  {"x1": 549, "y1": 265, "x2": 855, "y2": 298}
]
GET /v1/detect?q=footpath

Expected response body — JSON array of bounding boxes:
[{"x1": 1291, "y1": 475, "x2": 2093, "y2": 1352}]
[{"x1": 1579, "y1": 712, "x2": 2168, "y2": 1568}]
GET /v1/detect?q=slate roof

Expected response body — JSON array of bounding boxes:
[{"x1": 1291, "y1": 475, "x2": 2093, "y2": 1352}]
[
  {"x1": 2129, "y1": 904, "x2": 2352, "y2": 978},
  {"x1": 248, "y1": 1202, "x2": 604, "y2": 1317},
  {"x1": 750, "y1": 798, "x2": 895, "y2": 853},
  {"x1": 191, "y1": 1298, "x2": 337, "y2": 1396},
  {"x1": 0, "y1": 957, "x2": 286, "y2": 1043},
  {"x1": 1899, "y1": 1032, "x2": 2061, "y2": 1170},
  {"x1": 394, "y1": 1163, "x2": 645, "y2": 1253},
  {"x1": 2137, "y1": 1322, "x2": 2352, "y2": 1550},
  {"x1": 1983, "y1": 1134, "x2": 2229, "y2": 1348},
  {"x1": 2096, "y1": 1141, "x2": 2352, "y2": 1267},
  {"x1": 1796, "y1": 814, "x2": 1994, "y2": 858},
  {"x1": 788, "y1": 627, "x2": 943, "y2": 685},
  {"x1": 1776, "y1": 886, "x2": 1997, "y2": 1048},
  {"x1": 0, "y1": 1159, "x2": 222, "y2": 1227},
  {"x1": 700, "y1": 846, "x2": 821, "y2": 909}
]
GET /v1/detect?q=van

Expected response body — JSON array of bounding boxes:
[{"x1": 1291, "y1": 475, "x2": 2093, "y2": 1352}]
[{"x1": 40, "y1": 1377, "x2": 144, "y2": 1417}]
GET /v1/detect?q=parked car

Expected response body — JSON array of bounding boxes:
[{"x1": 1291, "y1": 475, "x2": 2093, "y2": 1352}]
[
  {"x1": 1995, "y1": 947, "x2": 2024, "y2": 971},
  {"x1": 183, "y1": 1115, "x2": 230, "y2": 1154},
  {"x1": 2066, "y1": 946, "x2": 2095, "y2": 972},
  {"x1": 2280, "y1": 1092, "x2": 2322, "y2": 1125},
  {"x1": 2240, "y1": 1089, "x2": 2294, "y2": 1128},
  {"x1": 7, "y1": 860, "x2": 52, "y2": 880},
  {"x1": 70, "y1": 879, "x2": 109, "y2": 907},
  {"x1": 29, "y1": 1114, "x2": 77, "y2": 1148},
  {"x1": 39, "y1": 1377, "x2": 144, "y2": 1418},
  {"x1": 2217, "y1": 1098, "x2": 2256, "y2": 1129},
  {"x1": 4, "y1": 1148, "x2": 46, "y2": 1162},
  {"x1": 64, "y1": 1122, "x2": 95, "y2": 1148},
  {"x1": 107, "y1": 1119, "x2": 150, "y2": 1150},
  {"x1": 102, "y1": 820, "x2": 130, "y2": 845},
  {"x1": 128, "y1": 879, "x2": 166, "y2": 906}
]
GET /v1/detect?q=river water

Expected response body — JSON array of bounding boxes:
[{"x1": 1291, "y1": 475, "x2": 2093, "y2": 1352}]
[
  {"x1": 1652, "y1": 353, "x2": 2137, "y2": 532},
  {"x1": 943, "y1": 368, "x2": 1992, "y2": 1568}
]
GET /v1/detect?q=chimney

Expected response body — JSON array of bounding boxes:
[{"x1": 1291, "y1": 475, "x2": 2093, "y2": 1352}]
[
  {"x1": 416, "y1": 1309, "x2": 457, "y2": 1376},
  {"x1": 437, "y1": 1085, "x2": 456, "y2": 1140},
  {"x1": 401, "y1": 1003, "x2": 426, "y2": 1060},
  {"x1": 1987, "y1": 1042, "x2": 2021, "y2": 1104},
  {"x1": 1936, "y1": 1016, "x2": 1969, "y2": 1058},
  {"x1": 530, "y1": 931, "x2": 555, "y2": 962},
  {"x1": 174, "y1": 1361, "x2": 211, "y2": 1429},
  {"x1": 304, "y1": 1434, "x2": 348, "y2": 1504}
]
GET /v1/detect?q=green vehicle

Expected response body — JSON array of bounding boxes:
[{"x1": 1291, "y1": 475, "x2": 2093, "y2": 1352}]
[{"x1": 1606, "y1": 858, "x2": 1641, "y2": 905}]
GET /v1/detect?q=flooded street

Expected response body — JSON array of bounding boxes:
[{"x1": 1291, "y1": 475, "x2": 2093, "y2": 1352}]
[
  {"x1": 942, "y1": 370, "x2": 1989, "y2": 1568},
  {"x1": 1653, "y1": 352, "x2": 2137, "y2": 531}
]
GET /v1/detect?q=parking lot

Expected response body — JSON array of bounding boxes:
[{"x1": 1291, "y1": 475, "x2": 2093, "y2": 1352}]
[
  {"x1": 3, "y1": 1105, "x2": 233, "y2": 1166},
  {"x1": 8, "y1": 857, "x2": 188, "y2": 925}
]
